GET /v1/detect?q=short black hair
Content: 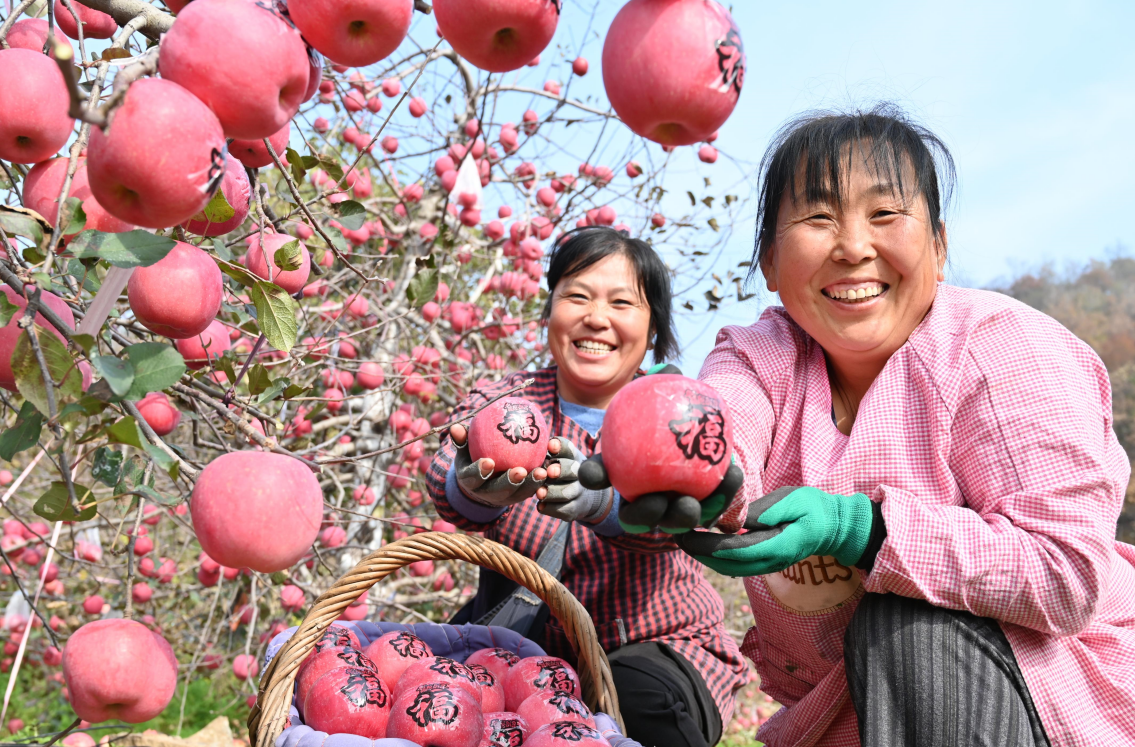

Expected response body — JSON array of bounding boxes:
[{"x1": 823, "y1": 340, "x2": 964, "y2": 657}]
[
  {"x1": 542, "y1": 226, "x2": 678, "y2": 365},
  {"x1": 751, "y1": 103, "x2": 956, "y2": 281}
]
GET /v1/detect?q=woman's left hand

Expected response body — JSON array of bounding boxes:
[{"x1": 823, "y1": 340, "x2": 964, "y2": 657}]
[
  {"x1": 536, "y1": 437, "x2": 614, "y2": 524},
  {"x1": 674, "y1": 486, "x2": 878, "y2": 577}
]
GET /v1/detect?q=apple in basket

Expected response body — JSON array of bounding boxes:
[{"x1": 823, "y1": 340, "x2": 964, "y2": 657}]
[
  {"x1": 517, "y1": 689, "x2": 596, "y2": 728},
  {"x1": 525, "y1": 721, "x2": 609, "y2": 747},
  {"x1": 387, "y1": 682, "x2": 484, "y2": 747},
  {"x1": 465, "y1": 647, "x2": 521, "y2": 684},
  {"x1": 480, "y1": 711, "x2": 530, "y2": 747},
  {"x1": 503, "y1": 656, "x2": 581, "y2": 712},
  {"x1": 314, "y1": 624, "x2": 362, "y2": 653},
  {"x1": 396, "y1": 656, "x2": 482, "y2": 704},
  {"x1": 363, "y1": 630, "x2": 434, "y2": 688},
  {"x1": 302, "y1": 666, "x2": 392, "y2": 739},
  {"x1": 465, "y1": 662, "x2": 506, "y2": 712},
  {"x1": 295, "y1": 646, "x2": 377, "y2": 717},
  {"x1": 468, "y1": 397, "x2": 549, "y2": 473}
]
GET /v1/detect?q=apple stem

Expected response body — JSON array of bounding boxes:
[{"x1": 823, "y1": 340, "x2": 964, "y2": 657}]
[{"x1": 223, "y1": 334, "x2": 266, "y2": 406}]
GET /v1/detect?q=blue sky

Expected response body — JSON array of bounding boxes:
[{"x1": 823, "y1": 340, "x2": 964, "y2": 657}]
[{"x1": 663, "y1": 0, "x2": 1135, "y2": 369}]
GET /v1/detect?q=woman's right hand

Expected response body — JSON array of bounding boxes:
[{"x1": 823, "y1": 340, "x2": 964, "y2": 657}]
[{"x1": 451, "y1": 423, "x2": 547, "y2": 508}]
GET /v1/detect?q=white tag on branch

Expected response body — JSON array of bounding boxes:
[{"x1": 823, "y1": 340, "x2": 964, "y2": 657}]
[
  {"x1": 453, "y1": 151, "x2": 483, "y2": 210},
  {"x1": 3, "y1": 593, "x2": 30, "y2": 632}
]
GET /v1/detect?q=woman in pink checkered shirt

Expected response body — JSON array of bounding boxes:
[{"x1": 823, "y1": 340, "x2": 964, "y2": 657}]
[{"x1": 586, "y1": 105, "x2": 1135, "y2": 747}]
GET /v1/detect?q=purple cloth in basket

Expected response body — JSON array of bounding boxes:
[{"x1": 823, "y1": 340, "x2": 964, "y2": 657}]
[{"x1": 266, "y1": 622, "x2": 554, "y2": 747}]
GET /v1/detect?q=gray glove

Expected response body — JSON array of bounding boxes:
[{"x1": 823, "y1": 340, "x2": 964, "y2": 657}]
[
  {"x1": 452, "y1": 424, "x2": 546, "y2": 508},
  {"x1": 595, "y1": 713, "x2": 643, "y2": 747},
  {"x1": 537, "y1": 438, "x2": 613, "y2": 524}
]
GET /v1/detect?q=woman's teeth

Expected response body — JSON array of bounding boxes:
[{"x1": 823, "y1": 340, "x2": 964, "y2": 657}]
[
  {"x1": 575, "y1": 340, "x2": 615, "y2": 353},
  {"x1": 825, "y1": 285, "x2": 886, "y2": 301}
]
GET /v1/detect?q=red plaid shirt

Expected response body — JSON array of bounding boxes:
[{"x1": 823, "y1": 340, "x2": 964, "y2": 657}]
[
  {"x1": 426, "y1": 367, "x2": 749, "y2": 723},
  {"x1": 703, "y1": 284, "x2": 1135, "y2": 747}
]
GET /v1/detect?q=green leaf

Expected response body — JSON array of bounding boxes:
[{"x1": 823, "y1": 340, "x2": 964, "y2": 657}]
[
  {"x1": 71, "y1": 333, "x2": 96, "y2": 356},
  {"x1": 91, "y1": 354, "x2": 134, "y2": 397},
  {"x1": 214, "y1": 353, "x2": 236, "y2": 385},
  {"x1": 0, "y1": 401, "x2": 44, "y2": 460},
  {"x1": 256, "y1": 376, "x2": 291, "y2": 404},
  {"x1": 106, "y1": 416, "x2": 145, "y2": 449},
  {"x1": 0, "y1": 205, "x2": 47, "y2": 246},
  {"x1": 12, "y1": 330, "x2": 83, "y2": 416},
  {"x1": 59, "y1": 197, "x2": 88, "y2": 237},
  {"x1": 215, "y1": 256, "x2": 260, "y2": 288},
  {"x1": 249, "y1": 280, "x2": 298, "y2": 352},
  {"x1": 273, "y1": 239, "x2": 303, "y2": 272},
  {"x1": 133, "y1": 484, "x2": 178, "y2": 506},
  {"x1": 123, "y1": 342, "x2": 186, "y2": 400},
  {"x1": 91, "y1": 446, "x2": 123, "y2": 487},
  {"x1": 335, "y1": 200, "x2": 367, "y2": 231},
  {"x1": 67, "y1": 230, "x2": 178, "y2": 268},
  {"x1": 406, "y1": 269, "x2": 439, "y2": 308},
  {"x1": 33, "y1": 482, "x2": 96, "y2": 522},
  {"x1": 307, "y1": 152, "x2": 344, "y2": 183},
  {"x1": 190, "y1": 188, "x2": 236, "y2": 224},
  {"x1": 247, "y1": 363, "x2": 272, "y2": 396},
  {"x1": 0, "y1": 293, "x2": 19, "y2": 327},
  {"x1": 323, "y1": 226, "x2": 350, "y2": 255},
  {"x1": 282, "y1": 383, "x2": 309, "y2": 400},
  {"x1": 286, "y1": 147, "x2": 306, "y2": 182}
]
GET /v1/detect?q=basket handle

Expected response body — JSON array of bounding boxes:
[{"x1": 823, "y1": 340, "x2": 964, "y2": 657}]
[{"x1": 248, "y1": 531, "x2": 623, "y2": 746}]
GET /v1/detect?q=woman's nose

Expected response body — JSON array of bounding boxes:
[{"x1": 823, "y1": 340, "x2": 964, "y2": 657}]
[
  {"x1": 584, "y1": 303, "x2": 611, "y2": 327},
  {"x1": 834, "y1": 218, "x2": 877, "y2": 264}
]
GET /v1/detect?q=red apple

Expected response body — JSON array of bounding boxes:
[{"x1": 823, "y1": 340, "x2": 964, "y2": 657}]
[
  {"x1": 175, "y1": 319, "x2": 230, "y2": 370},
  {"x1": 182, "y1": 154, "x2": 250, "y2": 236},
  {"x1": 159, "y1": 0, "x2": 309, "y2": 139},
  {"x1": 396, "y1": 656, "x2": 482, "y2": 704},
  {"x1": 21, "y1": 158, "x2": 135, "y2": 234},
  {"x1": 480, "y1": 712, "x2": 529, "y2": 747},
  {"x1": 135, "y1": 392, "x2": 181, "y2": 436},
  {"x1": 464, "y1": 648, "x2": 520, "y2": 685},
  {"x1": 295, "y1": 646, "x2": 377, "y2": 713},
  {"x1": 314, "y1": 624, "x2": 363, "y2": 654},
  {"x1": 502, "y1": 657, "x2": 580, "y2": 712},
  {"x1": 433, "y1": 0, "x2": 560, "y2": 73},
  {"x1": 287, "y1": 0, "x2": 414, "y2": 68},
  {"x1": 362, "y1": 630, "x2": 433, "y2": 689},
  {"x1": 127, "y1": 241, "x2": 222, "y2": 339},
  {"x1": 87, "y1": 78, "x2": 226, "y2": 228},
  {"x1": 465, "y1": 663, "x2": 505, "y2": 713},
  {"x1": 602, "y1": 0, "x2": 744, "y2": 145},
  {"x1": 303, "y1": 666, "x2": 392, "y2": 738},
  {"x1": 599, "y1": 374, "x2": 733, "y2": 500},
  {"x1": 54, "y1": 0, "x2": 117, "y2": 39},
  {"x1": 190, "y1": 451, "x2": 323, "y2": 573},
  {"x1": 468, "y1": 397, "x2": 548, "y2": 473},
  {"x1": 517, "y1": 689, "x2": 595, "y2": 728},
  {"x1": 8, "y1": 19, "x2": 72, "y2": 55},
  {"x1": 245, "y1": 232, "x2": 311, "y2": 294},
  {"x1": 356, "y1": 362, "x2": 385, "y2": 389},
  {"x1": 229, "y1": 122, "x2": 290, "y2": 169},
  {"x1": 525, "y1": 721, "x2": 608, "y2": 747},
  {"x1": 62, "y1": 619, "x2": 178, "y2": 723},
  {"x1": 0, "y1": 285, "x2": 76, "y2": 392},
  {"x1": 0, "y1": 49, "x2": 73, "y2": 164},
  {"x1": 387, "y1": 682, "x2": 484, "y2": 747}
]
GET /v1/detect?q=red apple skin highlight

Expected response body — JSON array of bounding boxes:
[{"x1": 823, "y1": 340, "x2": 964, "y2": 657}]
[
  {"x1": 502, "y1": 657, "x2": 581, "y2": 712},
  {"x1": 468, "y1": 397, "x2": 549, "y2": 473},
  {"x1": 229, "y1": 122, "x2": 290, "y2": 169},
  {"x1": 362, "y1": 630, "x2": 433, "y2": 690},
  {"x1": 295, "y1": 646, "x2": 377, "y2": 716},
  {"x1": 190, "y1": 451, "x2": 323, "y2": 573},
  {"x1": 23, "y1": 158, "x2": 134, "y2": 235},
  {"x1": 433, "y1": 0, "x2": 560, "y2": 73},
  {"x1": 53, "y1": 0, "x2": 118, "y2": 39},
  {"x1": 159, "y1": 0, "x2": 310, "y2": 139},
  {"x1": 525, "y1": 721, "x2": 609, "y2": 747},
  {"x1": 480, "y1": 712, "x2": 529, "y2": 747},
  {"x1": 135, "y1": 392, "x2": 181, "y2": 436},
  {"x1": 0, "y1": 49, "x2": 74, "y2": 164},
  {"x1": 127, "y1": 241, "x2": 223, "y2": 339},
  {"x1": 182, "y1": 154, "x2": 251, "y2": 236},
  {"x1": 464, "y1": 648, "x2": 521, "y2": 686},
  {"x1": 0, "y1": 285, "x2": 76, "y2": 392},
  {"x1": 175, "y1": 319, "x2": 231, "y2": 370},
  {"x1": 598, "y1": 374, "x2": 733, "y2": 500},
  {"x1": 602, "y1": 0, "x2": 744, "y2": 146},
  {"x1": 396, "y1": 656, "x2": 483, "y2": 705},
  {"x1": 245, "y1": 232, "x2": 312, "y2": 295},
  {"x1": 87, "y1": 78, "x2": 226, "y2": 228},
  {"x1": 62, "y1": 619, "x2": 179, "y2": 723},
  {"x1": 302, "y1": 666, "x2": 392, "y2": 738},
  {"x1": 465, "y1": 663, "x2": 505, "y2": 713},
  {"x1": 387, "y1": 682, "x2": 484, "y2": 747},
  {"x1": 516, "y1": 689, "x2": 596, "y2": 728},
  {"x1": 288, "y1": 0, "x2": 414, "y2": 68},
  {"x1": 313, "y1": 624, "x2": 362, "y2": 654},
  {"x1": 8, "y1": 19, "x2": 72, "y2": 54}
]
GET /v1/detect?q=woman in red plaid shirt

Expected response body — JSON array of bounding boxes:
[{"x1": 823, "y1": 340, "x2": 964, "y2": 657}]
[
  {"x1": 426, "y1": 227, "x2": 748, "y2": 747},
  {"x1": 584, "y1": 106, "x2": 1135, "y2": 747}
]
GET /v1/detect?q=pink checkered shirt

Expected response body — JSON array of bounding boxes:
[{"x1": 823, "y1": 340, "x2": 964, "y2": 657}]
[{"x1": 701, "y1": 284, "x2": 1135, "y2": 747}]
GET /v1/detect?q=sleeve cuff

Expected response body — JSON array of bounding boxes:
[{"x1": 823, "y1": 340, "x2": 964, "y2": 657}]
[
  {"x1": 856, "y1": 498, "x2": 887, "y2": 572},
  {"x1": 584, "y1": 491, "x2": 624, "y2": 537},
  {"x1": 445, "y1": 463, "x2": 507, "y2": 524}
]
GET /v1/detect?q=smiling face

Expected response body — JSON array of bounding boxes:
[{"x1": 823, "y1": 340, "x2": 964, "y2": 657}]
[
  {"x1": 548, "y1": 252, "x2": 653, "y2": 409},
  {"x1": 763, "y1": 145, "x2": 946, "y2": 384}
]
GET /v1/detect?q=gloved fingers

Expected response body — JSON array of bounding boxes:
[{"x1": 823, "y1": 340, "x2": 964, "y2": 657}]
[
  {"x1": 618, "y1": 493, "x2": 670, "y2": 528},
  {"x1": 536, "y1": 500, "x2": 575, "y2": 521},
  {"x1": 646, "y1": 363, "x2": 683, "y2": 376},
  {"x1": 541, "y1": 479, "x2": 585, "y2": 503},
  {"x1": 548, "y1": 436, "x2": 583, "y2": 463},
  {"x1": 455, "y1": 456, "x2": 494, "y2": 495},
  {"x1": 449, "y1": 423, "x2": 469, "y2": 447},
  {"x1": 748, "y1": 485, "x2": 810, "y2": 526},
  {"x1": 578, "y1": 453, "x2": 611, "y2": 490},
  {"x1": 463, "y1": 467, "x2": 544, "y2": 506},
  {"x1": 707, "y1": 523, "x2": 813, "y2": 573},
  {"x1": 544, "y1": 456, "x2": 580, "y2": 483},
  {"x1": 675, "y1": 523, "x2": 785, "y2": 557},
  {"x1": 657, "y1": 495, "x2": 702, "y2": 529}
]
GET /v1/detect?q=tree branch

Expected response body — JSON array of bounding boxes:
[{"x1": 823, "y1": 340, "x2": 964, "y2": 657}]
[{"x1": 69, "y1": 0, "x2": 173, "y2": 40}]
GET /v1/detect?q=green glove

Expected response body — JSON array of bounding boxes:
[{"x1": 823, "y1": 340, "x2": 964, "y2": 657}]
[{"x1": 674, "y1": 486, "x2": 879, "y2": 577}]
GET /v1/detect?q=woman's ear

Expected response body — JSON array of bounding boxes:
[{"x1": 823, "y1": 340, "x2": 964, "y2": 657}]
[
  {"x1": 760, "y1": 246, "x2": 778, "y2": 293},
  {"x1": 935, "y1": 221, "x2": 948, "y2": 282}
]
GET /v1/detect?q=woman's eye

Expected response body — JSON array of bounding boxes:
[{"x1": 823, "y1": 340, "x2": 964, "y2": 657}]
[
  {"x1": 807, "y1": 213, "x2": 831, "y2": 222},
  {"x1": 874, "y1": 209, "x2": 896, "y2": 218}
]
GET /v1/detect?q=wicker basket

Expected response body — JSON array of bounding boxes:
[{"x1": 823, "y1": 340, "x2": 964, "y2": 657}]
[{"x1": 248, "y1": 531, "x2": 624, "y2": 746}]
